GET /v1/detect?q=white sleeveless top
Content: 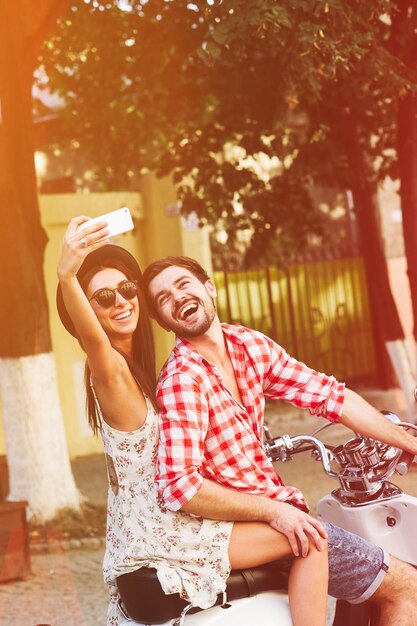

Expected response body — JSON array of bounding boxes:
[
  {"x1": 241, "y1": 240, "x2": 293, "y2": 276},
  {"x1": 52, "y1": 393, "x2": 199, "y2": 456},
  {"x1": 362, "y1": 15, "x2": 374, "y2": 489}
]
[{"x1": 99, "y1": 397, "x2": 233, "y2": 626}]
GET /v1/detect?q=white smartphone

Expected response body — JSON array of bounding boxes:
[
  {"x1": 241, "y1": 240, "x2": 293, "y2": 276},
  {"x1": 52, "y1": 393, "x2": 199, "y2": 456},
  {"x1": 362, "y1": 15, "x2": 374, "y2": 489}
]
[{"x1": 78, "y1": 207, "x2": 134, "y2": 238}]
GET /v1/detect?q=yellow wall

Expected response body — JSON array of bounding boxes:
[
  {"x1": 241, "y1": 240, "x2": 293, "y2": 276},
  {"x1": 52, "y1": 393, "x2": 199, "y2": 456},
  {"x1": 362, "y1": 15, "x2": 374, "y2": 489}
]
[
  {"x1": 138, "y1": 174, "x2": 213, "y2": 371},
  {"x1": 0, "y1": 177, "x2": 213, "y2": 458}
]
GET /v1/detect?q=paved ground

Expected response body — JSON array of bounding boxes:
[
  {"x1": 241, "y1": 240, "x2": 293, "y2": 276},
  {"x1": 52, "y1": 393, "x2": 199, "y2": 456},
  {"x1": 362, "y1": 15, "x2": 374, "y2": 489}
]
[
  {"x1": 1, "y1": 387, "x2": 416, "y2": 626},
  {"x1": 0, "y1": 548, "x2": 108, "y2": 626}
]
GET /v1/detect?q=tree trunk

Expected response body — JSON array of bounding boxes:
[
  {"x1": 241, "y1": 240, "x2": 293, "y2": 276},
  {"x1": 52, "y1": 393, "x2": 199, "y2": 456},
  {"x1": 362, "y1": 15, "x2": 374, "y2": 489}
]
[
  {"x1": 388, "y1": 1, "x2": 417, "y2": 418},
  {"x1": 395, "y1": 92, "x2": 417, "y2": 419},
  {"x1": 0, "y1": 0, "x2": 81, "y2": 520},
  {"x1": 351, "y1": 182, "x2": 413, "y2": 395},
  {"x1": 0, "y1": 355, "x2": 83, "y2": 519},
  {"x1": 385, "y1": 340, "x2": 417, "y2": 419},
  {"x1": 397, "y1": 94, "x2": 417, "y2": 308},
  {"x1": 352, "y1": 186, "x2": 404, "y2": 343},
  {"x1": 342, "y1": 114, "x2": 405, "y2": 390},
  {"x1": 391, "y1": 4, "x2": 417, "y2": 330}
]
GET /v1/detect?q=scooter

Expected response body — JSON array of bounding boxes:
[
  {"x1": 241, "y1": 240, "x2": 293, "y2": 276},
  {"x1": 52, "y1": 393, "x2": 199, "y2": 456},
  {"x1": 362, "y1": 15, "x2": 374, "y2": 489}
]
[{"x1": 117, "y1": 412, "x2": 417, "y2": 626}]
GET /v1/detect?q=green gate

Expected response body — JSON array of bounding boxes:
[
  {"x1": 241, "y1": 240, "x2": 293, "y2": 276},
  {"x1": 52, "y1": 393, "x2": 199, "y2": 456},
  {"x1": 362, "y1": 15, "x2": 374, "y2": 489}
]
[{"x1": 214, "y1": 257, "x2": 376, "y2": 384}]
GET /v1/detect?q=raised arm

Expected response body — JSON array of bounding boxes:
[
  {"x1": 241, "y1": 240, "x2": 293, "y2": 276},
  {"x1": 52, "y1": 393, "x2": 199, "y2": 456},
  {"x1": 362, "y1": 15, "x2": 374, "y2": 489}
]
[
  {"x1": 57, "y1": 216, "x2": 118, "y2": 380},
  {"x1": 57, "y1": 217, "x2": 149, "y2": 432}
]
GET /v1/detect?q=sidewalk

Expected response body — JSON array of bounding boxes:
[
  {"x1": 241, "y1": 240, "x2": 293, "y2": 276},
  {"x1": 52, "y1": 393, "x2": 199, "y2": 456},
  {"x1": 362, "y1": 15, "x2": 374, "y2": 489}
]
[
  {"x1": 1, "y1": 387, "x2": 416, "y2": 626},
  {"x1": 0, "y1": 453, "x2": 109, "y2": 626},
  {"x1": 0, "y1": 547, "x2": 108, "y2": 626}
]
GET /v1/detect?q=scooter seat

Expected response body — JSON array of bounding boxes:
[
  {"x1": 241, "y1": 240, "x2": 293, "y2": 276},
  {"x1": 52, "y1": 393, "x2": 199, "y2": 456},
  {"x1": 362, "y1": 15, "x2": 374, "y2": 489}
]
[{"x1": 117, "y1": 561, "x2": 290, "y2": 624}]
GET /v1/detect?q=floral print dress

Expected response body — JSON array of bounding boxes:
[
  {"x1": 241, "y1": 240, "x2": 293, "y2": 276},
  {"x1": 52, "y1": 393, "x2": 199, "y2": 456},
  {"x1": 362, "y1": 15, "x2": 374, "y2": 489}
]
[{"x1": 99, "y1": 397, "x2": 233, "y2": 626}]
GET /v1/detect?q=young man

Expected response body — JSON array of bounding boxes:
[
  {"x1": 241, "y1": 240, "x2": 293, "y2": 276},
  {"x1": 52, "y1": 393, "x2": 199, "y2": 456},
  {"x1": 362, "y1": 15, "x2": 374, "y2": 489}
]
[{"x1": 143, "y1": 256, "x2": 417, "y2": 626}]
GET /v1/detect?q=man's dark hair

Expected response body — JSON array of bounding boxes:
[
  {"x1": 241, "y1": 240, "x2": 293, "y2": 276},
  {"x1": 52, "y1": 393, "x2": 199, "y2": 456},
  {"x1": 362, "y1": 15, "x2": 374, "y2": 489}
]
[{"x1": 142, "y1": 256, "x2": 211, "y2": 319}]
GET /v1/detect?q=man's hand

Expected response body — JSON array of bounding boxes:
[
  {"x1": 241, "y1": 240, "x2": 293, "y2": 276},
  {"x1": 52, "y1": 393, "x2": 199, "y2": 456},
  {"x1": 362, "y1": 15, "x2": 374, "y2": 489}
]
[
  {"x1": 180, "y1": 478, "x2": 327, "y2": 558},
  {"x1": 267, "y1": 501, "x2": 328, "y2": 557}
]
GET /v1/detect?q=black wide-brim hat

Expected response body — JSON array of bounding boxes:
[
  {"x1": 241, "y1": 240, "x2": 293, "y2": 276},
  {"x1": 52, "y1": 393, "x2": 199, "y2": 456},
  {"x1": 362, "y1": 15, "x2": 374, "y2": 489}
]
[{"x1": 56, "y1": 244, "x2": 142, "y2": 338}]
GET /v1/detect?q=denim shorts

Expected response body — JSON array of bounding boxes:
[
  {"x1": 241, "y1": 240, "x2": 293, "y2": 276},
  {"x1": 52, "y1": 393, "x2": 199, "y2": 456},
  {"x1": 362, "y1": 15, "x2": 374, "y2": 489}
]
[
  {"x1": 324, "y1": 522, "x2": 390, "y2": 603},
  {"x1": 276, "y1": 521, "x2": 390, "y2": 603}
]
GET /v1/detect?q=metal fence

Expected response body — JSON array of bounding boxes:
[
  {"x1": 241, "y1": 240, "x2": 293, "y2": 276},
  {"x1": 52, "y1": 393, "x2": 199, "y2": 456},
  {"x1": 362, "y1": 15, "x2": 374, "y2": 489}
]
[{"x1": 213, "y1": 256, "x2": 377, "y2": 384}]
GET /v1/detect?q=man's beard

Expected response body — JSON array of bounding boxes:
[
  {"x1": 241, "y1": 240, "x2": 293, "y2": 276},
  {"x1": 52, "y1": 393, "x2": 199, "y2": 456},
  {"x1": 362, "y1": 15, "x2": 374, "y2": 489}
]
[{"x1": 173, "y1": 298, "x2": 216, "y2": 339}]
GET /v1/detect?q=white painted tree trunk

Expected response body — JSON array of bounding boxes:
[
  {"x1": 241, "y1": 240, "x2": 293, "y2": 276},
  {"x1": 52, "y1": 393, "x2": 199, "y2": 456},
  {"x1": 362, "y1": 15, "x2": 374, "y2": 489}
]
[
  {"x1": 386, "y1": 339, "x2": 417, "y2": 423},
  {"x1": 0, "y1": 352, "x2": 82, "y2": 521}
]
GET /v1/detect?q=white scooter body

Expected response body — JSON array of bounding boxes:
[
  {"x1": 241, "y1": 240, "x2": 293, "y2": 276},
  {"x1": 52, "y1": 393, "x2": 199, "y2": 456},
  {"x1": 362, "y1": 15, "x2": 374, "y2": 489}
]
[{"x1": 318, "y1": 491, "x2": 417, "y2": 566}]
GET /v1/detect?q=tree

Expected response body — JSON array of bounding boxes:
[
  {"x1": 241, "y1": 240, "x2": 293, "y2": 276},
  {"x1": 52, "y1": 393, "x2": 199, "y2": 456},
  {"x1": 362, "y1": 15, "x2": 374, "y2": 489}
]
[
  {"x1": 43, "y1": 1, "x2": 413, "y2": 389},
  {"x1": 43, "y1": 1, "x2": 393, "y2": 252},
  {"x1": 0, "y1": 0, "x2": 82, "y2": 521}
]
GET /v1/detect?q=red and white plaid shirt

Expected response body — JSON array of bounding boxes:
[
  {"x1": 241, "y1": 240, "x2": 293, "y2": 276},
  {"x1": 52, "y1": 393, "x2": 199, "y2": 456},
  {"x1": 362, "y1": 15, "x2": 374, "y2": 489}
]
[{"x1": 156, "y1": 324, "x2": 345, "y2": 513}]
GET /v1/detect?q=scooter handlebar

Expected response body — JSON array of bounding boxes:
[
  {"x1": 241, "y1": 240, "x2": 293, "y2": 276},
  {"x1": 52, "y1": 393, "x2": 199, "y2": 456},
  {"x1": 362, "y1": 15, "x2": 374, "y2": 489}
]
[
  {"x1": 264, "y1": 418, "x2": 417, "y2": 481},
  {"x1": 264, "y1": 433, "x2": 338, "y2": 478}
]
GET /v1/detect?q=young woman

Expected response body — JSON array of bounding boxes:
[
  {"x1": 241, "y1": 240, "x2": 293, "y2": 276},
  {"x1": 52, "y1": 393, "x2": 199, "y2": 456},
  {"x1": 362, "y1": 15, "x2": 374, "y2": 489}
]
[{"x1": 56, "y1": 216, "x2": 328, "y2": 626}]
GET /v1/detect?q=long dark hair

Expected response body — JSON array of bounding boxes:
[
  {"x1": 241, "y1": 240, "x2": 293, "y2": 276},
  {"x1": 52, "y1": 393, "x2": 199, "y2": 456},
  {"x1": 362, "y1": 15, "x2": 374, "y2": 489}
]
[{"x1": 79, "y1": 263, "x2": 158, "y2": 435}]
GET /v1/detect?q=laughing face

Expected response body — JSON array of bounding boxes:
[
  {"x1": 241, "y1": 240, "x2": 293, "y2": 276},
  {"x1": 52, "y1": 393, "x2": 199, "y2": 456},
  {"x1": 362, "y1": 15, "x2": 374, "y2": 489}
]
[
  {"x1": 147, "y1": 266, "x2": 217, "y2": 338},
  {"x1": 86, "y1": 267, "x2": 139, "y2": 343}
]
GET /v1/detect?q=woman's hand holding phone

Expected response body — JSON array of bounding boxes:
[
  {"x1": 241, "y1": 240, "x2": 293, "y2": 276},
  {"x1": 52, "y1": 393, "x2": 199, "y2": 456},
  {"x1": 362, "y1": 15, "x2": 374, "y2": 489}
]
[{"x1": 58, "y1": 216, "x2": 110, "y2": 281}]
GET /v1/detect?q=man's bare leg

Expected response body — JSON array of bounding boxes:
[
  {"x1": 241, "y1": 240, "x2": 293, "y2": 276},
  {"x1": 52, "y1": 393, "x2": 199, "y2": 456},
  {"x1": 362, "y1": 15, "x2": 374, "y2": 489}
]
[{"x1": 370, "y1": 556, "x2": 417, "y2": 626}]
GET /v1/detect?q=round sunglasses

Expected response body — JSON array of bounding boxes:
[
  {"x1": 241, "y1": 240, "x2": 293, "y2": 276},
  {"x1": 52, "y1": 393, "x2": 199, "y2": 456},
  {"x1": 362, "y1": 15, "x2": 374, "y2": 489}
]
[{"x1": 88, "y1": 279, "x2": 139, "y2": 309}]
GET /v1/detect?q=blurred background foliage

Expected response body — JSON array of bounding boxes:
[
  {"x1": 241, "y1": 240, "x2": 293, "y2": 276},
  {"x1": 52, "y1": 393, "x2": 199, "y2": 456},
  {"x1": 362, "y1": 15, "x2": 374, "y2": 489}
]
[{"x1": 38, "y1": 0, "x2": 417, "y2": 267}]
